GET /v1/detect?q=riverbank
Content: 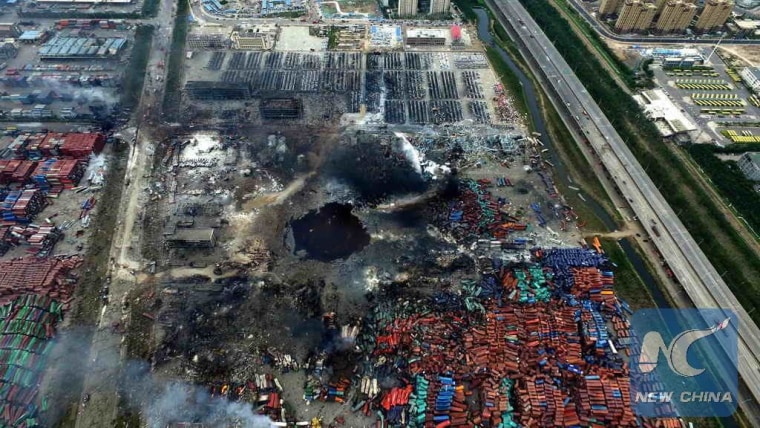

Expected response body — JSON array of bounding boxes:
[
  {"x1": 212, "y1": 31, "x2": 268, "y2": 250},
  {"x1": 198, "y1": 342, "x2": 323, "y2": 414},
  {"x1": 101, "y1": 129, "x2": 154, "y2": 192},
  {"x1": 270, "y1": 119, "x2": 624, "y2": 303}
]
[{"x1": 470, "y1": 6, "x2": 658, "y2": 310}]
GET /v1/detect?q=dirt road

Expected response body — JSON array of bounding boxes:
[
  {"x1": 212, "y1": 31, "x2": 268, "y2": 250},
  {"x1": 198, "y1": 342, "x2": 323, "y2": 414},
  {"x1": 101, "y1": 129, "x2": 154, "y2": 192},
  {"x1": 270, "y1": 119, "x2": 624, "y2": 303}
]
[{"x1": 73, "y1": 0, "x2": 177, "y2": 425}]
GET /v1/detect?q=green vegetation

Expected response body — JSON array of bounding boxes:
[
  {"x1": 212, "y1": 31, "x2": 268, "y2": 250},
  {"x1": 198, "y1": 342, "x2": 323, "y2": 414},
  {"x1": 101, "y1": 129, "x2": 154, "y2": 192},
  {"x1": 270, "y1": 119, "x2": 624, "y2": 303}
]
[
  {"x1": 600, "y1": 238, "x2": 654, "y2": 309},
  {"x1": 714, "y1": 142, "x2": 760, "y2": 153},
  {"x1": 543, "y1": 101, "x2": 620, "y2": 231},
  {"x1": 265, "y1": 10, "x2": 307, "y2": 18},
  {"x1": 549, "y1": 0, "x2": 634, "y2": 86},
  {"x1": 517, "y1": 0, "x2": 760, "y2": 323},
  {"x1": 453, "y1": 0, "x2": 484, "y2": 21},
  {"x1": 484, "y1": 47, "x2": 529, "y2": 123},
  {"x1": 163, "y1": 0, "x2": 190, "y2": 121},
  {"x1": 688, "y1": 145, "x2": 760, "y2": 238},
  {"x1": 141, "y1": 0, "x2": 161, "y2": 18},
  {"x1": 121, "y1": 26, "x2": 154, "y2": 110},
  {"x1": 327, "y1": 26, "x2": 340, "y2": 49}
]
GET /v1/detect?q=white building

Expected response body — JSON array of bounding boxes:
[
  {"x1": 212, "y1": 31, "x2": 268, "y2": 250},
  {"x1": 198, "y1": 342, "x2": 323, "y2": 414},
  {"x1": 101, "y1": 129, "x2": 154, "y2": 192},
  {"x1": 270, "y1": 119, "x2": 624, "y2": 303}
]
[
  {"x1": 741, "y1": 67, "x2": 760, "y2": 93},
  {"x1": 738, "y1": 152, "x2": 760, "y2": 181},
  {"x1": 634, "y1": 89, "x2": 697, "y2": 137}
]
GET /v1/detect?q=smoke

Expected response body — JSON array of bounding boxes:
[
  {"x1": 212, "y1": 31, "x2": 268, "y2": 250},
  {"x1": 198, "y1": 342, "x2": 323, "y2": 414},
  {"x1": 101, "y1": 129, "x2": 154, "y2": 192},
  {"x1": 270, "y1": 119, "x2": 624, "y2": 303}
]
[
  {"x1": 394, "y1": 132, "x2": 422, "y2": 174},
  {"x1": 134, "y1": 378, "x2": 275, "y2": 428},
  {"x1": 45, "y1": 328, "x2": 276, "y2": 428},
  {"x1": 394, "y1": 133, "x2": 451, "y2": 180}
]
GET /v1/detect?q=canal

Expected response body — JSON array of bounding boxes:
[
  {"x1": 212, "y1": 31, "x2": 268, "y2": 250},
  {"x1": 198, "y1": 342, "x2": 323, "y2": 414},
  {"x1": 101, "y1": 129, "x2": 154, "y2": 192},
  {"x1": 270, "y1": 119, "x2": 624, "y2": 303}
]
[{"x1": 472, "y1": 7, "x2": 670, "y2": 308}]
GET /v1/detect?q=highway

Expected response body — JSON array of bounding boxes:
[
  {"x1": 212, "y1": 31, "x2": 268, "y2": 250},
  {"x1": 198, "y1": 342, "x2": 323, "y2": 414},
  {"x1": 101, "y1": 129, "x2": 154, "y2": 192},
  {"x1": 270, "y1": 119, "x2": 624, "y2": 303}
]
[{"x1": 487, "y1": 0, "x2": 760, "y2": 423}]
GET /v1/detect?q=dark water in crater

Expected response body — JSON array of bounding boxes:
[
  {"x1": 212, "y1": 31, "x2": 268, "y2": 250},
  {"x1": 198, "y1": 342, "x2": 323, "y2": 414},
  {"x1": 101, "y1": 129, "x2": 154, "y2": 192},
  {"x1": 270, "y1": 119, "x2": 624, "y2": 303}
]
[{"x1": 290, "y1": 202, "x2": 371, "y2": 262}]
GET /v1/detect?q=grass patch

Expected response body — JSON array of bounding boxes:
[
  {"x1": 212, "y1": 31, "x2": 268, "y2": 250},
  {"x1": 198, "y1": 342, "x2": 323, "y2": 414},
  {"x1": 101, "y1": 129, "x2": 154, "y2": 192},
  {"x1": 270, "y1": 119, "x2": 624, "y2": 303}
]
[
  {"x1": 141, "y1": 0, "x2": 160, "y2": 17},
  {"x1": 265, "y1": 10, "x2": 307, "y2": 18},
  {"x1": 453, "y1": 0, "x2": 484, "y2": 21},
  {"x1": 327, "y1": 26, "x2": 340, "y2": 49},
  {"x1": 688, "y1": 145, "x2": 760, "y2": 239},
  {"x1": 162, "y1": 0, "x2": 190, "y2": 121},
  {"x1": 484, "y1": 47, "x2": 529, "y2": 123},
  {"x1": 550, "y1": 0, "x2": 628, "y2": 82},
  {"x1": 121, "y1": 25, "x2": 154, "y2": 110},
  {"x1": 600, "y1": 238, "x2": 654, "y2": 309}
]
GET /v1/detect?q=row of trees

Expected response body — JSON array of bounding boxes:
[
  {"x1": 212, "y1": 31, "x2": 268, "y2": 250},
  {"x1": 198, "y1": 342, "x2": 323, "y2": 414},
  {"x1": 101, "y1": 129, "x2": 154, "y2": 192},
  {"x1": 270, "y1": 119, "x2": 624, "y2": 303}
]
[{"x1": 689, "y1": 145, "x2": 760, "y2": 235}]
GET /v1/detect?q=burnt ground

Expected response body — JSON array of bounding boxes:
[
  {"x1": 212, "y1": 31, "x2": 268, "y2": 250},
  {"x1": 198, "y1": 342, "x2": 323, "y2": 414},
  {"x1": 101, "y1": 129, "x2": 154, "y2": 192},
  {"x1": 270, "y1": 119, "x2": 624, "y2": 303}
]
[
  {"x1": 124, "y1": 127, "x2": 482, "y2": 425},
  {"x1": 115, "y1": 121, "x2": 586, "y2": 426}
]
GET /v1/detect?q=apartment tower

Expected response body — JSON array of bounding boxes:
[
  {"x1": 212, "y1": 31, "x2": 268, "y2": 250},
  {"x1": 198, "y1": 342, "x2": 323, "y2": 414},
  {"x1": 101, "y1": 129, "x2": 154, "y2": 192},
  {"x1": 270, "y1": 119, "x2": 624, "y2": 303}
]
[
  {"x1": 695, "y1": 0, "x2": 734, "y2": 32},
  {"x1": 615, "y1": 0, "x2": 658, "y2": 33},
  {"x1": 599, "y1": 0, "x2": 625, "y2": 17},
  {"x1": 429, "y1": 0, "x2": 451, "y2": 15},
  {"x1": 655, "y1": 0, "x2": 698, "y2": 33},
  {"x1": 397, "y1": 0, "x2": 418, "y2": 17}
]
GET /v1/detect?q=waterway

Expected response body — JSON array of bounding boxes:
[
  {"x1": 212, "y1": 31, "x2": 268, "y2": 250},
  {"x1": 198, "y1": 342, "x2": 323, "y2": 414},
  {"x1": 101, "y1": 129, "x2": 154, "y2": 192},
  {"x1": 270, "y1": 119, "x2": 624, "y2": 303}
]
[{"x1": 472, "y1": 8, "x2": 670, "y2": 308}]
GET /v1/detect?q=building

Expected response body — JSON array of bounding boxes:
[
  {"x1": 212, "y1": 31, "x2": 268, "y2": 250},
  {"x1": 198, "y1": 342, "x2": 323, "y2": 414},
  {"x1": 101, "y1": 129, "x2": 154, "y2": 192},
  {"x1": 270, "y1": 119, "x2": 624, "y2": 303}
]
[
  {"x1": 741, "y1": 67, "x2": 760, "y2": 92},
  {"x1": 0, "y1": 23, "x2": 20, "y2": 38},
  {"x1": 166, "y1": 228, "x2": 217, "y2": 248},
  {"x1": 634, "y1": 89, "x2": 697, "y2": 138},
  {"x1": 398, "y1": 0, "x2": 418, "y2": 17},
  {"x1": 428, "y1": 0, "x2": 450, "y2": 14},
  {"x1": 405, "y1": 28, "x2": 447, "y2": 46},
  {"x1": 185, "y1": 81, "x2": 252, "y2": 100},
  {"x1": 18, "y1": 31, "x2": 48, "y2": 44},
  {"x1": 599, "y1": 0, "x2": 625, "y2": 16},
  {"x1": 738, "y1": 152, "x2": 760, "y2": 181},
  {"x1": 655, "y1": 1, "x2": 698, "y2": 33},
  {"x1": 186, "y1": 28, "x2": 231, "y2": 50},
  {"x1": 615, "y1": 0, "x2": 657, "y2": 33},
  {"x1": 231, "y1": 25, "x2": 277, "y2": 50},
  {"x1": 736, "y1": 0, "x2": 760, "y2": 8},
  {"x1": 695, "y1": 0, "x2": 734, "y2": 32},
  {"x1": 38, "y1": 37, "x2": 127, "y2": 60}
]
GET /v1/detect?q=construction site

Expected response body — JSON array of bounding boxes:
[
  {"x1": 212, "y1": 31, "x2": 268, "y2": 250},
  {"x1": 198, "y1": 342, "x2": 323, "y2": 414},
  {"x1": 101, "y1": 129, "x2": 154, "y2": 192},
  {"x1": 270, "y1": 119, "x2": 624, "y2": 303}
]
[{"x1": 0, "y1": 4, "x2": 696, "y2": 426}]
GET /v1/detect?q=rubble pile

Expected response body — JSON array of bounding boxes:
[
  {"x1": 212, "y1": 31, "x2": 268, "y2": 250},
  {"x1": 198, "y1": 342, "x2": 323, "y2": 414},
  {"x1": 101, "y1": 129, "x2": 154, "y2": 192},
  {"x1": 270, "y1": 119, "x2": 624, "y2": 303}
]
[
  {"x1": 442, "y1": 179, "x2": 513, "y2": 241},
  {"x1": 208, "y1": 374, "x2": 287, "y2": 423},
  {"x1": 340, "y1": 248, "x2": 674, "y2": 427}
]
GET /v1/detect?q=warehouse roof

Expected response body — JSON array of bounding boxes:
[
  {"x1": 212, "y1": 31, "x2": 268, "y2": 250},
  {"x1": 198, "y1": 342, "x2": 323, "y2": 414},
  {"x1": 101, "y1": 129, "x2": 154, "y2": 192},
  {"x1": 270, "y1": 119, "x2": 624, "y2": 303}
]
[{"x1": 634, "y1": 89, "x2": 697, "y2": 137}]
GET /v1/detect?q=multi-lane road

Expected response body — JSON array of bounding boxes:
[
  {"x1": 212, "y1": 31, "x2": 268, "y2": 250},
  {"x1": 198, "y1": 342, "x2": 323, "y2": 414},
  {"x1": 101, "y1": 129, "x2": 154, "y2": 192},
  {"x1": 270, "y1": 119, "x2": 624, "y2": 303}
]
[{"x1": 487, "y1": 0, "x2": 760, "y2": 423}]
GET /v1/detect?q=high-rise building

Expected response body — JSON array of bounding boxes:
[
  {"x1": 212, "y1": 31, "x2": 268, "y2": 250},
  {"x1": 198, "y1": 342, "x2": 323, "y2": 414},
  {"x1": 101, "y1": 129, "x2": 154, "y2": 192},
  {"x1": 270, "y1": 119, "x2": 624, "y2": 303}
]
[
  {"x1": 655, "y1": 0, "x2": 698, "y2": 33},
  {"x1": 428, "y1": 0, "x2": 450, "y2": 15},
  {"x1": 615, "y1": 0, "x2": 658, "y2": 33},
  {"x1": 695, "y1": 0, "x2": 734, "y2": 32},
  {"x1": 397, "y1": 0, "x2": 418, "y2": 17},
  {"x1": 600, "y1": 0, "x2": 625, "y2": 16}
]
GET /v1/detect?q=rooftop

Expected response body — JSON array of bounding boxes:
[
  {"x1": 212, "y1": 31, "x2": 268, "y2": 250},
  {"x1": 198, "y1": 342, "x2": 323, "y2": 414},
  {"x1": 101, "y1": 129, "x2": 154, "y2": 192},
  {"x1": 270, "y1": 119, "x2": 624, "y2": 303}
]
[{"x1": 635, "y1": 89, "x2": 697, "y2": 137}]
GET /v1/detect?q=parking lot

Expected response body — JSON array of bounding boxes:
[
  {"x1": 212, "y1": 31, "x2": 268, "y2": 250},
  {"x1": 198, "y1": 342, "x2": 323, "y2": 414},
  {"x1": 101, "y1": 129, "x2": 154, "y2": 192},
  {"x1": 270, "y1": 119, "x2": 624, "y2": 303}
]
[{"x1": 651, "y1": 48, "x2": 760, "y2": 143}]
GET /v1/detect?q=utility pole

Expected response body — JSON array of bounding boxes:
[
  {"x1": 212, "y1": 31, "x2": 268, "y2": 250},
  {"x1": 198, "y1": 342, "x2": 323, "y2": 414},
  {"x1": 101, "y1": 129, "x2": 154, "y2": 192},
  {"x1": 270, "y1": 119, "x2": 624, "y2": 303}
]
[{"x1": 705, "y1": 34, "x2": 726, "y2": 63}]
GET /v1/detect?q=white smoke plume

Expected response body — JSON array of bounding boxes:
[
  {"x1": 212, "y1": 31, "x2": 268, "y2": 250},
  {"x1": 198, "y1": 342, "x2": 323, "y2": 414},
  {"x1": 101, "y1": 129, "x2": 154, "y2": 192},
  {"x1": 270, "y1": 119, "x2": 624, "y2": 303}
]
[{"x1": 45, "y1": 328, "x2": 276, "y2": 428}]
